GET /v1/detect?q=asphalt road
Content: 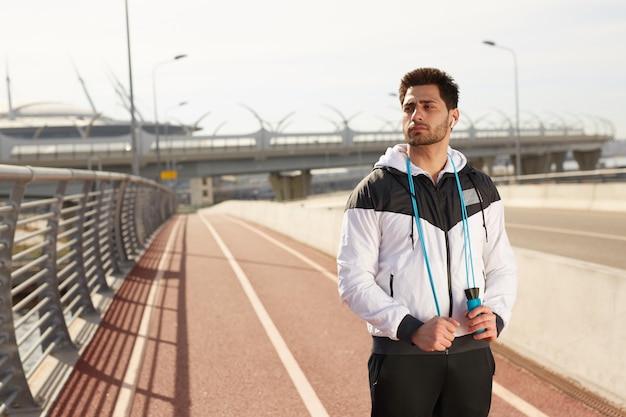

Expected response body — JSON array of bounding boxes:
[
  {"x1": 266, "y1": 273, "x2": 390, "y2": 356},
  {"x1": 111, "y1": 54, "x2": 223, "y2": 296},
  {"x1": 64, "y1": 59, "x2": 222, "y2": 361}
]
[{"x1": 504, "y1": 207, "x2": 626, "y2": 270}]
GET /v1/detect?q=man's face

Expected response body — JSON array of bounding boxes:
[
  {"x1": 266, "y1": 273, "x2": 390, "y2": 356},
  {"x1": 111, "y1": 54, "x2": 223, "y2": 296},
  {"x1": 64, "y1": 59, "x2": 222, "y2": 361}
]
[{"x1": 402, "y1": 84, "x2": 456, "y2": 147}]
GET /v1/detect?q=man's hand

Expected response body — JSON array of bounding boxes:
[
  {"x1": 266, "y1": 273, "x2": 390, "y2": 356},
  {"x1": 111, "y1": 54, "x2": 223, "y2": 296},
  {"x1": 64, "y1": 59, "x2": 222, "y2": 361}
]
[
  {"x1": 467, "y1": 306, "x2": 498, "y2": 342},
  {"x1": 411, "y1": 316, "x2": 460, "y2": 352}
]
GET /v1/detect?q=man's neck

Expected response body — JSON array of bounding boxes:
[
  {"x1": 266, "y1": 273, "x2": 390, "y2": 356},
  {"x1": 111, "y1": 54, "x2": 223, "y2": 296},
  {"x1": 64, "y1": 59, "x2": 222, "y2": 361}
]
[{"x1": 407, "y1": 143, "x2": 449, "y2": 184}]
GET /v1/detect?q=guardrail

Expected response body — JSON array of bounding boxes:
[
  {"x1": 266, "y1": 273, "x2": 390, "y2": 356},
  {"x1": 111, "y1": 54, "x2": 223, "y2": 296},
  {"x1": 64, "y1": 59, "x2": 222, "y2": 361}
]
[
  {"x1": 0, "y1": 164, "x2": 177, "y2": 415},
  {"x1": 492, "y1": 167, "x2": 626, "y2": 185}
]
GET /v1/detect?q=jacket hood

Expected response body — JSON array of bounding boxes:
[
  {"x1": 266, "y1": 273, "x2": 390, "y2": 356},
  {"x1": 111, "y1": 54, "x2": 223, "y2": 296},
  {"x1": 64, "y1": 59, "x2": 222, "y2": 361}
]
[{"x1": 374, "y1": 144, "x2": 468, "y2": 177}]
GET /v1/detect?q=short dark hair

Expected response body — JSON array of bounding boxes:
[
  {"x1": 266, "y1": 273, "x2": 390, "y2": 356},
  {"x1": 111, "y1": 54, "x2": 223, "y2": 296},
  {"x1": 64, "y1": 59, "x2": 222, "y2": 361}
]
[{"x1": 398, "y1": 68, "x2": 459, "y2": 110}]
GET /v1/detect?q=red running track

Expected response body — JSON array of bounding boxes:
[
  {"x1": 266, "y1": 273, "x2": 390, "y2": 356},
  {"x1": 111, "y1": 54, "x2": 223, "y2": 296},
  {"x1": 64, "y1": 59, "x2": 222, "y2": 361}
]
[{"x1": 46, "y1": 213, "x2": 617, "y2": 417}]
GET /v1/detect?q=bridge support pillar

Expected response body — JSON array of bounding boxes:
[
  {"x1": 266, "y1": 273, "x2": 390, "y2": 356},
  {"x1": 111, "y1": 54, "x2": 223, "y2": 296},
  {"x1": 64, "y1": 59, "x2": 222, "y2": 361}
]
[
  {"x1": 550, "y1": 151, "x2": 567, "y2": 172},
  {"x1": 519, "y1": 153, "x2": 551, "y2": 175},
  {"x1": 190, "y1": 177, "x2": 214, "y2": 207},
  {"x1": 470, "y1": 156, "x2": 496, "y2": 175},
  {"x1": 573, "y1": 149, "x2": 601, "y2": 170},
  {"x1": 269, "y1": 170, "x2": 312, "y2": 201}
]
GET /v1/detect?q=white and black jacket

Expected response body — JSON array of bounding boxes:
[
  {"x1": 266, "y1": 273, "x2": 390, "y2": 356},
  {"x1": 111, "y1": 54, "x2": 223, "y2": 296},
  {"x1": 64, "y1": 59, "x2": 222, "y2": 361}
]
[{"x1": 337, "y1": 144, "x2": 517, "y2": 355}]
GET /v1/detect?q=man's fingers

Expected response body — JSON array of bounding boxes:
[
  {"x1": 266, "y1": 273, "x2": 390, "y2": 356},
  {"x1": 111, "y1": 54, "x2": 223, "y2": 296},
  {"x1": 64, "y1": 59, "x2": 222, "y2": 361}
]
[
  {"x1": 468, "y1": 305, "x2": 493, "y2": 319},
  {"x1": 440, "y1": 317, "x2": 460, "y2": 333}
]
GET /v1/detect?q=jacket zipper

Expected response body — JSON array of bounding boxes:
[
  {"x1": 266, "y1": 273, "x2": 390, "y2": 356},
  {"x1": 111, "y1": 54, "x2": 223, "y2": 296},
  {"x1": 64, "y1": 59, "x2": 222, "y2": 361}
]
[
  {"x1": 445, "y1": 233, "x2": 453, "y2": 317},
  {"x1": 438, "y1": 179, "x2": 454, "y2": 318}
]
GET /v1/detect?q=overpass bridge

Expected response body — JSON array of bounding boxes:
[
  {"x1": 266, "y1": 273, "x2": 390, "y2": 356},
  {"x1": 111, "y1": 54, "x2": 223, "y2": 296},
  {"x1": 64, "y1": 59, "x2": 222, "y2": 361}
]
[{"x1": 0, "y1": 124, "x2": 612, "y2": 200}]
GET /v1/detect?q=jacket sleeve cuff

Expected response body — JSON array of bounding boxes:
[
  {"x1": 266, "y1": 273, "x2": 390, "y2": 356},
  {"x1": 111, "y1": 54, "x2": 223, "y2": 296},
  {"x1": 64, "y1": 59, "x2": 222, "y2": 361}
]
[
  {"x1": 495, "y1": 314, "x2": 504, "y2": 336},
  {"x1": 397, "y1": 314, "x2": 424, "y2": 344}
]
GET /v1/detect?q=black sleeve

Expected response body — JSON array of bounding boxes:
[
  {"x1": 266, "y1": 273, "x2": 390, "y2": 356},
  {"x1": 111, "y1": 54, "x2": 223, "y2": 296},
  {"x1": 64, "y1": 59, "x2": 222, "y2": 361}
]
[
  {"x1": 495, "y1": 314, "x2": 504, "y2": 336},
  {"x1": 397, "y1": 314, "x2": 424, "y2": 344}
]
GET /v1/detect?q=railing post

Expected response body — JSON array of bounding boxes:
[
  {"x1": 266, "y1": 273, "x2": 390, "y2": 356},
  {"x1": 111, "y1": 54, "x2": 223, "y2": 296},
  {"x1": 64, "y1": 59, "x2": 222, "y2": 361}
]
[
  {"x1": 60, "y1": 179, "x2": 99, "y2": 316},
  {"x1": 95, "y1": 179, "x2": 120, "y2": 277},
  {"x1": 139, "y1": 184, "x2": 155, "y2": 238},
  {"x1": 112, "y1": 179, "x2": 131, "y2": 264},
  {"x1": 0, "y1": 182, "x2": 40, "y2": 413},
  {"x1": 81, "y1": 179, "x2": 110, "y2": 294},
  {"x1": 119, "y1": 181, "x2": 141, "y2": 260},
  {"x1": 39, "y1": 181, "x2": 75, "y2": 353},
  {"x1": 132, "y1": 182, "x2": 147, "y2": 251}
]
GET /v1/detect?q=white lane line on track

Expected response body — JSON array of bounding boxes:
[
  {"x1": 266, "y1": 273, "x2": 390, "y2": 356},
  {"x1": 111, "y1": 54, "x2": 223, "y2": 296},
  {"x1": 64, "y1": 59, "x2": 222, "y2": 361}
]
[
  {"x1": 220, "y1": 215, "x2": 551, "y2": 417},
  {"x1": 199, "y1": 214, "x2": 330, "y2": 417},
  {"x1": 507, "y1": 222, "x2": 626, "y2": 242},
  {"x1": 113, "y1": 217, "x2": 182, "y2": 417},
  {"x1": 226, "y1": 215, "x2": 338, "y2": 283},
  {"x1": 493, "y1": 382, "x2": 550, "y2": 417}
]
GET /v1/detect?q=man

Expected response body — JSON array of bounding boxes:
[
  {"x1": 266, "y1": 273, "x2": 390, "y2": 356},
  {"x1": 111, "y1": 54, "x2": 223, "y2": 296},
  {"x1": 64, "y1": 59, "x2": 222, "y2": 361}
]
[{"x1": 337, "y1": 67, "x2": 517, "y2": 417}]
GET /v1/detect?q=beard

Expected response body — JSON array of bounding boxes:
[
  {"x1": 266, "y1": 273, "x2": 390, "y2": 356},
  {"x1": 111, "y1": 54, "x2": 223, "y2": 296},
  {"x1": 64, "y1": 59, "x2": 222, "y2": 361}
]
[{"x1": 404, "y1": 119, "x2": 449, "y2": 147}]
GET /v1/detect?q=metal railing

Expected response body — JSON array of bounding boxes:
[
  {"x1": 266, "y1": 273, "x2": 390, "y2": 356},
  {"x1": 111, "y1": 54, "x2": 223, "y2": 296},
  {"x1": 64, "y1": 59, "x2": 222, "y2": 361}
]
[{"x1": 0, "y1": 164, "x2": 176, "y2": 415}]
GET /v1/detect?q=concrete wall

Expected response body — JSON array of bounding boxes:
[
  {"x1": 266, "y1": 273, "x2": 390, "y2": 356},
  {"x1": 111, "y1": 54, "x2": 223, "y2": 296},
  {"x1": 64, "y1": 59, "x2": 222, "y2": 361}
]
[
  {"x1": 499, "y1": 249, "x2": 626, "y2": 407},
  {"x1": 204, "y1": 184, "x2": 626, "y2": 407},
  {"x1": 498, "y1": 182, "x2": 626, "y2": 212}
]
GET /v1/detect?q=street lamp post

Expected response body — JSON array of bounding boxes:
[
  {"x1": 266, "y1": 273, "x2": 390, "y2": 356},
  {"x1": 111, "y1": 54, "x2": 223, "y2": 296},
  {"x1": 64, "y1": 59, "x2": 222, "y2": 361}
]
[
  {"x1": 124, "y1": 0, "x2": 139, "y2": 176},
  {"x1": 152, "y1": 54, "x2": 187, "y2": 179},
  {"x1": 483, "y1": 40, "x2": 521, "y2": 179}
]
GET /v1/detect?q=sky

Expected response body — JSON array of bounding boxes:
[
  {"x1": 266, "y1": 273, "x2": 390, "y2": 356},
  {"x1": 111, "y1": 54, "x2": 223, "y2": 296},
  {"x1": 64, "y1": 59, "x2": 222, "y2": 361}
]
[{"x1": 2, "y1": 0, "x2": 625, "y2": 139}]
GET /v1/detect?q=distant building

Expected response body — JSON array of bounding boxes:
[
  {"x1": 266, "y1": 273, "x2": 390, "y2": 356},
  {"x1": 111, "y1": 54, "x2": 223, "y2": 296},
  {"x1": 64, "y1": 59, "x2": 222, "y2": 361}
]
[{"x1": 0, "y1": 102, "x2": 188, "y2": 139}]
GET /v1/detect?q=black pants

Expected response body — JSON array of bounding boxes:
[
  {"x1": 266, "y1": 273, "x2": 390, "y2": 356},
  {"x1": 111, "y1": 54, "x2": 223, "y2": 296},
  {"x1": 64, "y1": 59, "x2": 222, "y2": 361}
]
[{"x1": 368, "y1": 347, "x2": 495, "y2": 417}]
